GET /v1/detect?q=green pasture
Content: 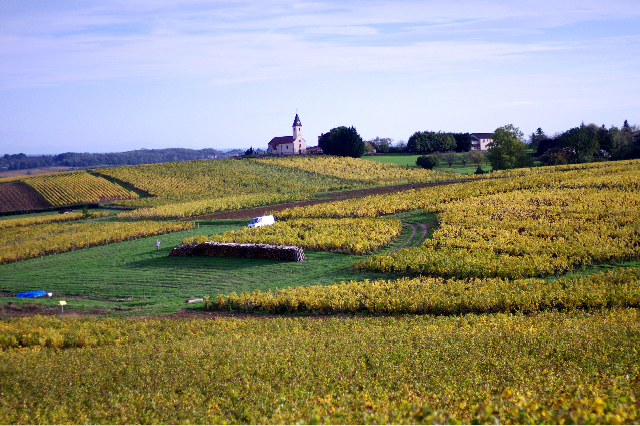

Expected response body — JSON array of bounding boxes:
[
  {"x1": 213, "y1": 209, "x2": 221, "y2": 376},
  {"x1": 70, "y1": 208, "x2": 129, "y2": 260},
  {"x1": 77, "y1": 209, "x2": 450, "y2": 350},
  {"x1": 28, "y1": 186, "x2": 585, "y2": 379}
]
[
  {"x1": 0, "y1": 216, "x2": 410, "y2": 317},
  {"x1": 363, "y1": 153, "x2": 492, "y2": 174}
]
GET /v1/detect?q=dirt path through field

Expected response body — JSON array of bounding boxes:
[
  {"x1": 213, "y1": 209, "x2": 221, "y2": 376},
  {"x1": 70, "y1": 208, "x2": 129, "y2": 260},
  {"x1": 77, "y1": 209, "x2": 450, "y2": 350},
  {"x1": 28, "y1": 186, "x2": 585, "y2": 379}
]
[{"x1": 189, "y1": 180, "x2": 465, "y2": 220}]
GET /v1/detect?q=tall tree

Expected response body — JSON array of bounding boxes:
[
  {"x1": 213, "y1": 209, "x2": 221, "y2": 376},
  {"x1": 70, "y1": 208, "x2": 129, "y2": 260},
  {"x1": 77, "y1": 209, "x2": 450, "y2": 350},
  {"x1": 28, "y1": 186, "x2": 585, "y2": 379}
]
[
  {"x1": 451, "y1": 133, "x2": 472, "y2": 152},
  {"x1": 407, "y1": 131, "x2": 456, "y2": 153},
  {"x1": 466, "y1": 150, "x2": 485, "y2": 167},
  {"x1": 486, "y1": 124, "x2": 533, "y2": 170},
  {"x1": 559, "y1": 124, "x2": 600, "y2": 163},
  {"x1": 528, "y1": 128, "x2": 547, "y2": 151},
  {"x1": 369, "y1": 137, "x2": 393, "y2": 153},
  {"x1": 442, "y1": 151, "x2": 458, "y2": 168},
  {"x1": 318, "y1": 126, "x2": 366, "y2": 158}
]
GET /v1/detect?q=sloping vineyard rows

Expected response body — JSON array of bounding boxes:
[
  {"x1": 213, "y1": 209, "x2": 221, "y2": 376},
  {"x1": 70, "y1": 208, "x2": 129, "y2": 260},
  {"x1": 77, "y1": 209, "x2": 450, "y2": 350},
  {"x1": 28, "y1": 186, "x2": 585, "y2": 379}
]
[
  {"x1": 255, "y1": 155, "x2": 465, "y2": 185},
  {"x1": 98, "y1": 159, "x2": 362, "y2": 207},
  {"x1": 0, "y1": 212, "x2": 107, "y2": 230},
  {"x1": 22, "y1": 172, "x2": 138, "y2": 206},
  {"x1": 211, "y1": 268, "x2": 640, "y2": 315},
  {"x1": 183, "y1": 218, "x2": 402, "y2": 255},
  {"x1": 0, "y1": 220, "x2": 193, "y2": 265},
  {"x1": 116, "y1": 192, "x2": 308, "y2": 220},
  {"x1": 275, "y1": 159, "x2": 640, "y2": 219},
  {"x1": 354, "y1": 165, "x2": 640, "y2": 279}
]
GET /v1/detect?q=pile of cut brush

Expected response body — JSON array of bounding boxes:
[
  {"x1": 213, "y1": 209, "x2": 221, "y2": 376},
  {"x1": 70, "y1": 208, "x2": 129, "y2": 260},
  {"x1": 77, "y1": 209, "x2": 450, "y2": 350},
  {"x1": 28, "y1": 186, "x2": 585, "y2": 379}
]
[{"x1": 169, "y1": 241, "x2": 305, "y2": 262}]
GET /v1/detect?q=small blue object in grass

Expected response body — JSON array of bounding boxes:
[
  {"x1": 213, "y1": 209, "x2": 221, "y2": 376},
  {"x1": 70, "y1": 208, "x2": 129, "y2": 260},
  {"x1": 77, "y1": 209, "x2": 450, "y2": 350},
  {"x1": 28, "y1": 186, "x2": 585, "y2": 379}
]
[{"x1": 16, "y1": 290, "x2": 47, "y2": 298}]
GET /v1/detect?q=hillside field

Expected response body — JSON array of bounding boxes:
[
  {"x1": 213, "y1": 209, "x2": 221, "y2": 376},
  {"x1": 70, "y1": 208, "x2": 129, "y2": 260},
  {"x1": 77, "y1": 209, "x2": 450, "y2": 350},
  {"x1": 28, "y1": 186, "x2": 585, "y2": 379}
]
[{"x1": 1, "y1": 157, "x2": 639, "y2": 424}]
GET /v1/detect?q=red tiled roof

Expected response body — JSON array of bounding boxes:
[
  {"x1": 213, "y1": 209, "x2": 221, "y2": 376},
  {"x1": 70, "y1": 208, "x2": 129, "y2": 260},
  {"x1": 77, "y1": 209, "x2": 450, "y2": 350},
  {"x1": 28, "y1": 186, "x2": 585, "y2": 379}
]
[{"x1": 269, "y1": 136, "x2": 294, "y2": 148}]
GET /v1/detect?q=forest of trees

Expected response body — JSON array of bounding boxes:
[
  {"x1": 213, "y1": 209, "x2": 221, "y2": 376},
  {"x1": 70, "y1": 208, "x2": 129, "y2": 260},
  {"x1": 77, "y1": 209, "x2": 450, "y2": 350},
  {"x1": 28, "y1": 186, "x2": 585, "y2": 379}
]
[
  {"x1": 532, "y1": 120, "x2": 639, "y2": 165},
  {"x1": 376, "y1": 120, "x2": 639, "y2": 171},
  {"x1": 0, "y1": 148, "x2": 245, "y2": 171}
]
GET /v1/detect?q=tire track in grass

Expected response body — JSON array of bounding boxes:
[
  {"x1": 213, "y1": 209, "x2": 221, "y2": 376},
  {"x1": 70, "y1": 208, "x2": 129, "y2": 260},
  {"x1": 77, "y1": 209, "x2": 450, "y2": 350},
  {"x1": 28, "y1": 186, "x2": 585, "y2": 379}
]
[
  {"x1": 410, "y1": 223, "x2": 430, "y2": 248},
  {"x1": 390, "y1": 223, "x2": 417, "y2": 252},
  {"x1": 390, "y1": 222, "x2": 432, "y2": 252}
]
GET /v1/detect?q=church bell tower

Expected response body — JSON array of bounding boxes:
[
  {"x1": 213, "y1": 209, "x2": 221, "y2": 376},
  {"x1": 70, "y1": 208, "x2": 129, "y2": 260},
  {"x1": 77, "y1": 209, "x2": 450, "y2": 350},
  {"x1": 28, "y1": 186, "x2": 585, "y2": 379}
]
[{"x1": 293, "y1": 113, "x2": 302, "y2": 141}]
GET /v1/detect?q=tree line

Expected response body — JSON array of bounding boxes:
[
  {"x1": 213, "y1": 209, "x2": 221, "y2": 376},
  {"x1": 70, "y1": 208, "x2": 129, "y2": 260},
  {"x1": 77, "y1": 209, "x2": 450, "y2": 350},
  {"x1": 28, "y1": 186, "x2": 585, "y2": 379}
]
[
  {"x1": 0, "y1": 148, "x2": 245, "y2": 171},
  {"x1": 316, "y1": 120, "x2": 640, "y2": 173},
  {"x1": 532, "y1": 120, "x2": 639, "y2": 165}
]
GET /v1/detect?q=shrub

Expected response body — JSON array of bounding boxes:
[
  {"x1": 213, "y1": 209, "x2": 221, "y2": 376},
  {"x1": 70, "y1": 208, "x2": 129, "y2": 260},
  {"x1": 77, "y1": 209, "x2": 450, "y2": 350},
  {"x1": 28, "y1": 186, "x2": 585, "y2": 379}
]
[{"x1": 416, "y1": 155, "x2": 440, "y2": 169}]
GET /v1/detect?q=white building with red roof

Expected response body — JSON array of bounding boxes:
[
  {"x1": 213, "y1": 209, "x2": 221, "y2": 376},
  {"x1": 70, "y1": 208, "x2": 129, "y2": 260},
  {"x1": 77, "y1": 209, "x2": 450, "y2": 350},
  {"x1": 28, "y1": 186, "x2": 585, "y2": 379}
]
[
  {"x1": 470, "y1": 133, "x2": 493, "y2": 150},
  {"x1": 267, "y1": 114, "x2": 307, "y2": 155}
]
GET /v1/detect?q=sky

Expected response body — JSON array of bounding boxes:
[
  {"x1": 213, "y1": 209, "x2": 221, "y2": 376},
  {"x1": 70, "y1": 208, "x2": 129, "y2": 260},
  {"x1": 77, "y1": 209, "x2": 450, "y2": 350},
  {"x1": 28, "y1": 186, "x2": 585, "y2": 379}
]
[{"x1": 1, "y1": 1, "x2": 639, "y2": 155}]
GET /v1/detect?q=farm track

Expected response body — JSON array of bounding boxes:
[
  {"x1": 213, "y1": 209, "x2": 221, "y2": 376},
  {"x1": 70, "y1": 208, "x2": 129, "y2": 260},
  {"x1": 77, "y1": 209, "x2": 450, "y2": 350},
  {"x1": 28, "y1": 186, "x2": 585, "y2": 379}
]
[
  {"x1": 391, "y1": 222, "x2": 432, "y2": 252},
  {"x1": 188, "y1": 180, "x2": 467, "y2": 220},
  {"x1": 411, "y1": 223, "x2": 430, "y2": 248}
]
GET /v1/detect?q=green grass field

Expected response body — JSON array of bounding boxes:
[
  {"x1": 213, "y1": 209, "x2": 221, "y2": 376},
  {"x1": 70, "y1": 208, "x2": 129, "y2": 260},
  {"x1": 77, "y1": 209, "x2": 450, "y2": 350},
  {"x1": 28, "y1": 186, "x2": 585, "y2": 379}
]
[
  {"x1": 0, "y1": 214, "x2": 416, "y2": 316},
  {"x1": 362, "y1": 153, "x2": 492, "y2": 174}
]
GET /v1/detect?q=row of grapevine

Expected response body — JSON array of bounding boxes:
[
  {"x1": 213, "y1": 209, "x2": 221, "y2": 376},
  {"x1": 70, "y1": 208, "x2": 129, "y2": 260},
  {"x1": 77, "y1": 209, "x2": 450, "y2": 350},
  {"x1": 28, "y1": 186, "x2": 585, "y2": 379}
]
[
  {"x1": 355, "y1": 185, "x2": 640, "y2": 278},
  {"x1": 0, "y1": 213, "x2": 84, "y2": 229},
  {"x1": 98, "y1": 159, "x2": 360, "y2": 207},
  {"x1": 0, "y1": 212, "x2": 110, "y2": 230},
  {"x1": 275, "y1": 159, "x2": 640, "y2": 219},
  {"x1": 22, "y1": 171, "x2": 138, "y2": 206},
  {"x1": 116, "y1": 192, "x2": 308, "y2": 220},
  {"x1": 0, "y1": 220, "x2": 193, "y2": 264},
  {"x1": 183, "y1": 218, "x2": 402, "y2": 255},
  {"x1": 211, "y1": 268, "x2": 640, "y2": 314},
  {"x1": 255, "y1": 155, "x2": 466, "y2": 185}
]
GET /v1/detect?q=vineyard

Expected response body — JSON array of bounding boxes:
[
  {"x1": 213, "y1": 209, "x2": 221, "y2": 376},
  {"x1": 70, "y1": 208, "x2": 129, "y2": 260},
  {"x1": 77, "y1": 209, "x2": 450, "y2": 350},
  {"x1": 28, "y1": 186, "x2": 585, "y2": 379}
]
[
  {"x1": 0, "y1": 212, "x2": 107, "y2": 230},
  {"x1": 22, "y1": 171, "x2": 138, "y2": 206},
  {"x1": 115, "y1": 192, "x2": 308, "y2": 220},
  {"x1": 96, "y1": 159, "x2": 354, "y2": 207},
  {"x1": 0, "y1": 311, "x2": 639, "y2": 424},
  {"x1": 184, "y1": 218, "x2": 402, "y2": 255},
  {"x1": 96, "y1": 157, "x2": 463, "y2": 208},
  {"x1": 211, "y1": 267, "x2": 640, "y2": 314},
  {"x1": 355, "y1": 167, "x2": 640, "y2": 279},
  {"x1": 275, "y1": 160, "x2": 640, "y2": 219},
  {"x1": 0, "y1": 220, "x2": 193, "y2": 265},
  {"x1": 2, "y1": 158, "x2": 640, "y2": 424},
  {"x1": 254, "y1": 156, "x2": 466, "y2": 185}
]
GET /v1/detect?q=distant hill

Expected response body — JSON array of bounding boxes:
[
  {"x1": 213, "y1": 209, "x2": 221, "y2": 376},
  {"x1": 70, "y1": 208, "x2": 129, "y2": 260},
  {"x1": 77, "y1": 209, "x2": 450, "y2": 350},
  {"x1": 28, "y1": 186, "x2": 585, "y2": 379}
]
[{"x1": 0, "y1": 148, "x2": 245, "y2": 172}]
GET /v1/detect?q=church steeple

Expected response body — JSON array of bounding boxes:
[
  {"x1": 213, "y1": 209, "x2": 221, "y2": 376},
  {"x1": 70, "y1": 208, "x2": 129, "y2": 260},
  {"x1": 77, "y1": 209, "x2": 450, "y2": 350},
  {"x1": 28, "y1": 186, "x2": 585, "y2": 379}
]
[{"x1": 293, "y1": 113, "x2": 302, "y2": 141}]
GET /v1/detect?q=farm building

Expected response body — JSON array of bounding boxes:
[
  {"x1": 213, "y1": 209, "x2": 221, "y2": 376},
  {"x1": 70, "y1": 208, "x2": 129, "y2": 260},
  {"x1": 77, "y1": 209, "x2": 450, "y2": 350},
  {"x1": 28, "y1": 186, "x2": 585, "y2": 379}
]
[
  {"x1": 267, "y1": 114, "x2": 307, "y2": 155},
  {"x1": 470, "y1": 133, "x2": 493, "y2": 151}
]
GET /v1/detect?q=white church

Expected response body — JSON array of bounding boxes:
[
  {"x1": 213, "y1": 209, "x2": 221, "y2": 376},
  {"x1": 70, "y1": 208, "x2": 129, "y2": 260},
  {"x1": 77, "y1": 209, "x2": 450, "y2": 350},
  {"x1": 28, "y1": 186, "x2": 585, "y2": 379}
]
[{"x1": 267, "y1": 114, "x2": 307, "y2": 155}]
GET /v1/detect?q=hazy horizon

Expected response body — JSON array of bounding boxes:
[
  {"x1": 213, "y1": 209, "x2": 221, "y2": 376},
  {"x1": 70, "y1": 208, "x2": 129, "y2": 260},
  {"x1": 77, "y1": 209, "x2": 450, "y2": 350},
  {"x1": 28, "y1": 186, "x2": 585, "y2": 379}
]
[{"x1": 1, "y1": 1, "x2": 638, "y2": 155}]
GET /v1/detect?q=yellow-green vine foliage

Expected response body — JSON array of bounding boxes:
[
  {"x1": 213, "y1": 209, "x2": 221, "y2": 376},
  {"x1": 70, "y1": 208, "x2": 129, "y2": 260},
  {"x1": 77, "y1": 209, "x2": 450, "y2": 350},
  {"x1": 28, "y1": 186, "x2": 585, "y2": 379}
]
[
  {"x1": 0, "y1": 220, "x2": 193, "y2": 264},
  {"x1": 183, "y1": 218, "x2": 402, "y2": 255},
  {"x1": 116, "y1": 192, "x2": 308, "y2": 220},
  {"x1": 0, "y1": 311, "x2": 639, "y2": 424},
  {"x1": 22, "y1": 171, "x2": 138, "y2": 206},
  {"x1": 212, "y1": 268, "x2": 640, "y2": 315}
]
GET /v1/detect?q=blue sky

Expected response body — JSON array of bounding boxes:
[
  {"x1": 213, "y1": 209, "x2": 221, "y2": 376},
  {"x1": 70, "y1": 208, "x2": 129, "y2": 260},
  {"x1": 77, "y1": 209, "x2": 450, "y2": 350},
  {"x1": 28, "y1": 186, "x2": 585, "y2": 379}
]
[{"x1": 1, "y1": 0, "x2": 638, "y2": 155}]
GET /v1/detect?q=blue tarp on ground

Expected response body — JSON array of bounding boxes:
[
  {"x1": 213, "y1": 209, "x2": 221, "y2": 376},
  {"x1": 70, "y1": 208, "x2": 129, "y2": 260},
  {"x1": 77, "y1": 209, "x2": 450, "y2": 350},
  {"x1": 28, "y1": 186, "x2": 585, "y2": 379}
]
[{"x1": 16, "y1": 290, "x2": 47, "y2": 298}]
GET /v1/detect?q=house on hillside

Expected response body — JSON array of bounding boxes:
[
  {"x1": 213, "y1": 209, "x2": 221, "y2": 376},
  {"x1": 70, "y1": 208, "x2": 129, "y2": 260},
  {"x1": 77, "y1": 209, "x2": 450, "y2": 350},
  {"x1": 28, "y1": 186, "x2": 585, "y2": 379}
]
[
  {"x1": 306, "y1": 146, "x2": 323, "y2": 155},
  {"x1": 470, "y1": 133, "x2": 493, "y2": 150},
  {"x1": 267, "y1": 114, "x2": 307, "y2": 155}
]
